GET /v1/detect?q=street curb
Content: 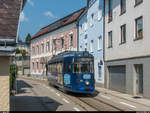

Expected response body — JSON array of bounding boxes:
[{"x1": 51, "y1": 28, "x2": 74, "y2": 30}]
[{"x1": 96, "y1": 88, "x2": 150, "y2": 108}]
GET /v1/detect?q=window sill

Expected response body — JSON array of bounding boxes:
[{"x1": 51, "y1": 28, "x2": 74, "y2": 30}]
[
  {"x1": 108, "y1": 46, "x2": 113, "y2": 49},
  {"x1": 120, "y1": 11, "x2": 126, "y2": 16},
  {"x1": 133, "y1": 37, "x2": 143, "y2": 41},
  {"x1": 119, "y1": 42, "x2": 126, "y2": 45},
  {"x1": 90, "y1": 51, "x2": 94, "y2": 53},
  {"x1": 90, "y1": 24, "x2": 94, "y2": 28},
  {"x1": 108, "y1": 20, "x2": 112, "y2": 24},
  {"x1": 98, "y1": 17, "x2": 102, "y2": 22},
  {"x1": 97, "y1": 48, "x2": 102, "y2": 51},
  {"x1": 134, "y1": 2, "x2": 143, "y2": 7}
]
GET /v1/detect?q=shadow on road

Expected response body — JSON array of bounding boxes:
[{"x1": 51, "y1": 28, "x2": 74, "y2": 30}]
[
  {"x1": 10, "y1": 96, "x2": 62, "y2": 111},
  {"x1": 16, "y1": 80, "x2": 33, "y2": 94},
  {"x1": 65, "y1": 90, "x2": 100, "y2": 98},
  {"x1": 11, "y1": 79, "x2": 62, "y2": 111}
]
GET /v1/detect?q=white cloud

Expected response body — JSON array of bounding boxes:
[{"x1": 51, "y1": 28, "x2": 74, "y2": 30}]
[
  {"x1": 27, "y1": 0, "x2": 34, "y2": 6},
  {"x1": 44, "y1": 11, "x2": 57, "y2": 19},
  {"x1": 20, "y1": 12, "x2": 28, "y2": 22}
]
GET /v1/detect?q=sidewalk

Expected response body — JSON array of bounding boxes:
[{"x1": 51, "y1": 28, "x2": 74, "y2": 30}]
[{"x1": 96, "y1": 87, "x2": 150, "y2": 109}]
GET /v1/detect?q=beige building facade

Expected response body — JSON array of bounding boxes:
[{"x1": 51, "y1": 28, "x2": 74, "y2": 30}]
[{"x1": 0, "y1": 0, "x2": 26, "y2": 111}]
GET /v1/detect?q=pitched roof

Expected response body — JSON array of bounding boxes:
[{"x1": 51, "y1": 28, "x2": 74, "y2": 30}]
[
  {"x1": 32, "y1": 7, "x2": 86, "y2": 40},
  {"x1": 0, "y1": 0, "x2": 21, "y2": 39}
]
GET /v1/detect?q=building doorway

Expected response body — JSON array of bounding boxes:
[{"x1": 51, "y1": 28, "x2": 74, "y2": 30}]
[{"x1": 134, "y1": 64, "x2": 143, "y2": 95}]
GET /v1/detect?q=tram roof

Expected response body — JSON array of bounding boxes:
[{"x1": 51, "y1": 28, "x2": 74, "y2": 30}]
[{"x1": 48, "y1": 51, "x2": 93, "y2": 64}]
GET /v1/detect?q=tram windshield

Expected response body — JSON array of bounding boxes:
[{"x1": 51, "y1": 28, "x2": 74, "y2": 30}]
[{"x1": 73, "y1": 57, "x2": 94, "y2": 74}]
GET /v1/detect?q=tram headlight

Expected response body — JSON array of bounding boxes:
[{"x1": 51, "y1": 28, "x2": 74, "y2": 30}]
[{"x1": 85, "y1": 81, "x2": 90, "y2": 86}]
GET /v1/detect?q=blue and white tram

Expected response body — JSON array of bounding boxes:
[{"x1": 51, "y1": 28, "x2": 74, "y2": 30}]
[{"x1": 47, "y1": 51, "x2": 95, "y2": 94}]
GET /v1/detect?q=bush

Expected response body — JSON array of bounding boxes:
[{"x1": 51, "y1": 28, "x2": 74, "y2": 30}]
[
  {"x1": 27, "y1": 74, "x2": 31, "y2": 77},
  {"x1": 10, "y1": 64, "x2": 18, "y2": 91}
]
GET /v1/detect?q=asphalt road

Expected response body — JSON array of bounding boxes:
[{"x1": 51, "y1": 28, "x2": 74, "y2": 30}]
[{"x1": 10, "y1": 77, "x2": 134, "y2": 111}]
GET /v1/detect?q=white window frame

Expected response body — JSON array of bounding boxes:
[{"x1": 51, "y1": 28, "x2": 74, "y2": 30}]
[
  {"x1": 46, "y1": 41, "x2": 50, "y2": 52},
  {"x1": 90, "y1": 40, "x2": 94, "y2": 53},
  {"x1": 98, "y1": 36, "x2": 102, "y2": 50},
  {"x1": 84, "y1": 20, "x2": 88, "y2": 31},
  {"x1": 98, "y1": 7, "x2": 102, "y2": 21},
  {"x1": 80, "y1": 24, "x2": 82, "y2": 34},
  {"x1": 90, "y1": 13, "x2": 94, "y2": 27}
]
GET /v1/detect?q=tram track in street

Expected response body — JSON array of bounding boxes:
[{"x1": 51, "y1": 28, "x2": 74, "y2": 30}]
[{"x1": 21, "y1": 77, "x2": 133, "y2": 111}]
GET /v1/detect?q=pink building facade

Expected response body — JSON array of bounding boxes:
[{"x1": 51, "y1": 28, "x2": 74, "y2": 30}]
[{"x1": 30, "y1": 8, "x2": 85, "y2": 77}]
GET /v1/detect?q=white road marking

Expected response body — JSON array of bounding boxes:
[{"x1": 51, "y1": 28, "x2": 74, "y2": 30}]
[
  {"x1": 41, "y1": 84, "x2": 55, "y2": 92},
  {"x1": 62, "y1": 98, "x2": 70, "y2": 104},
  {"x1": 56, "y1": 93, "x2": 60, "y2": 97},
  {"x1": 120, "y1": 102, "x2": 136, "y2": 108},
  {"x1": 73, "y1": 107, "x2": 80, "y2": 111},
  {"x1": 101, "y1": 95, "x2": 111, "y2": 100}
]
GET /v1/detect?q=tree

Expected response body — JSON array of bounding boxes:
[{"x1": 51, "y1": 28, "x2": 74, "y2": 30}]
[{"x1": 25, "y1": 33, "x2": 31, "y2": 45}]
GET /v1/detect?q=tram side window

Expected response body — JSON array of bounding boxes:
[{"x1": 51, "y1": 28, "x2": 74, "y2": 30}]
[
  {"x1": 73, "y1": 63, "x2": 80, "y2": 73},
  {"x1": 64, "y1": 62, "x2": 66, "y2": 73},
  {"x1": 68, "y1": 62, "x2": 71, "y2": 73},
  {"x1": 57, "y1": 62, "x2": 62, "y2": 74},
  {"x1": 51, "y1": 63, "x2": 57, "y2": 73}
]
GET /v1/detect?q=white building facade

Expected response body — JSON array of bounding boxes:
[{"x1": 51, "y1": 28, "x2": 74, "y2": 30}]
[{"x1": 104, "y1": 0, "x2": 150, "y2": 99}]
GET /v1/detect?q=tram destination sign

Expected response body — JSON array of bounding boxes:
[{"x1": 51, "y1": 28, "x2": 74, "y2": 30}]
[{"x1": 77, "y1": 57, "x2": 93, "y2": 62}]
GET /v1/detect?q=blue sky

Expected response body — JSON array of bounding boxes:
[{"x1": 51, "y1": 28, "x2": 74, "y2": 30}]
[{"x1": 19, "y1": 0, "x2": 87, "y2": 42}]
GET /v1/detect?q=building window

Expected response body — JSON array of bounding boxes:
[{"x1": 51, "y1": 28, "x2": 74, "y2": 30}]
[
  {"x1": 80, "y1": 45, "x2": 82, "y2": 51},
  {"x1": 108, "y1": 0, "x2": 113, "y2": 22},
  {"x1": 32, "y1": 62, "x2": 34, "y2": 70},
  {"x1": 36, "y1": 62, "x2": 39, "y2": 71},
  {"x1": 98, "y1": 7, "x2": 102, "y2": 21},
  {"x1": 135, "y1": 0, "x2": 143, "y2": 6},
  {"x1": 120, "y1": 0, "x2": 126, "y2": 15},
  {"x1": 84, "y1": 19, "x2": 88, "y2": 31},
  {"x1": 120, "y1": 24, "x2": 126, "y2": 44},
  {"x1": 46, "y1": 41, "x2": 50, "y2": 52},
  {"x1": 98, "y1": 36, "x2": 102, "y2": 50},
  {"x1": 90, "y1": 13, "x2": 94, "y2": 26},
  {"x1": 32, "y1": 47, "x2": 35, "y2": 55},
  {"x1": 135, "y1": 16, "x2": 143, "y2": 40},
  {"x1": 85, "y1": 43, "x2": 88, "y2": 51},
  {"x1": 53, "y1": 39, "x2": 56, "y2": 52},
  {"x1": 80, "y1": 24, "x2": 82, "y2": 34},
  {"x1": 69, "y1": 34, "x2": 73, "y2": 47},
  {"x1": 89, "y1": 0, "x2": 96, "y2": 7},
  {"x1": 90, "y1": 40, "x2": 94, "y2": 53},
  {"x1": 61, "y1": 37, "x2": 64, "y2": 49},
  {"x1": 98, "y1": 65, "x2": 102, "y2": 80},
  {"x1": 41, "y1": 64, "x2": 43, "y2": 71},
  {"x1": 36, "y1": 45, "x2": 39, "y2": 55},
  {"x1": 41, "y1": 43, "x2": 44, "y2": 54},
  {"x1": 108, "y1": 31, "x2": 113, "y2": 48}
]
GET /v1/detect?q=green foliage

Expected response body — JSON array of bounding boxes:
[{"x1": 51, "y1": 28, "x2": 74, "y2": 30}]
[
  {"x1": 16, "y1": 48, "x2": 21, "y2": 54},
  {"x1": 25, "y1": 33, "x2": 31, "y2": 44},
  {"x1": 20, "y1": 49, "x2": 28, "y2": 57},
  {"x1": 10, "y1": 64, "x2": 18, "y2": 91},
  {"x1": 27, "y1": 74, "x2": 31, "y2": 77}
]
